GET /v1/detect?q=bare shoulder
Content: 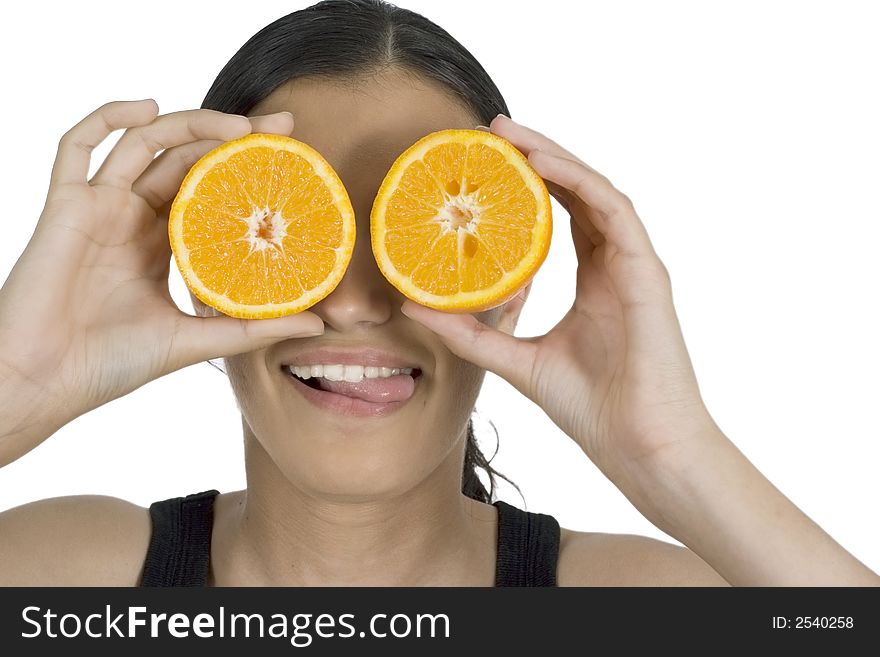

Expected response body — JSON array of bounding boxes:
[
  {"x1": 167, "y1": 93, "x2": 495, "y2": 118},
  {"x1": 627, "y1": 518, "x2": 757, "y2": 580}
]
[
  {"x1": 0, "y1": 495, "x2": 151, "y2": 585},
  {"x1": 557, "y1": 527, "x2": 730, "y2": 586}
]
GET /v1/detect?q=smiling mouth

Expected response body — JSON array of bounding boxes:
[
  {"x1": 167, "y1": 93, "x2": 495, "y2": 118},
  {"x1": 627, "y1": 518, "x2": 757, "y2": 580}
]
[
  {"x1": 290, "y1": 367, "x2": 423, "y2": 393},
  {"x1": 281, "y1": 364, "x2": 424, "y2": 415}
]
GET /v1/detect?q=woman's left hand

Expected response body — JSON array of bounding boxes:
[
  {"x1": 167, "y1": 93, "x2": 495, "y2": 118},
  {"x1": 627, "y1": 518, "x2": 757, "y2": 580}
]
[{"x1": 401, "y1": 114, "x2": 722, "y2": 484}]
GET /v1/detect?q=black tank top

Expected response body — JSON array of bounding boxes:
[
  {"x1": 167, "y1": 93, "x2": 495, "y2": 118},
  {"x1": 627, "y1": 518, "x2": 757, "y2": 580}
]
[{"x1": 139, "y1": 489, "x2": 560, "y2": 586}]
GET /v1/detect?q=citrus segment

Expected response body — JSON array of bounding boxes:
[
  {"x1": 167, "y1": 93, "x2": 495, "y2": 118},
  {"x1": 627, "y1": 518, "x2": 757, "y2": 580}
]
[
  {"x1": 371, "y1": 129, "x2": 552, "y2": 312},
  {"x1": 169, "y1": 133, "x2": 356, "y2": 319}
]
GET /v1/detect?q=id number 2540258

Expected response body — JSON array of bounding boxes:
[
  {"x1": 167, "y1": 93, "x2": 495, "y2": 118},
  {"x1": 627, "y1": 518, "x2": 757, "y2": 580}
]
[{"x1": 772, "y1": 616, "x2": 854, "y2": 629}]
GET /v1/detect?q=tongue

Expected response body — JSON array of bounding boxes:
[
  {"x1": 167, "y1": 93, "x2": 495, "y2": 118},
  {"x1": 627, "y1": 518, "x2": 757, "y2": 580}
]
[{"x1": 317, "y1": 374, "x2": 415, "y2": 403}]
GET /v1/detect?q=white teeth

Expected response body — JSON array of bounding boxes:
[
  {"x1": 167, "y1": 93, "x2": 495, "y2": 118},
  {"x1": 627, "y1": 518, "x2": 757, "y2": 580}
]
[
  {"x1": 322, "y1": 364, "x2": 345, "y2": 381},
  {"x1": 287, "y1": 364, "x2": 418, "y2": 381},
  {"x1": 343, "y1": 365, "x2": 364, "y2": 382}
]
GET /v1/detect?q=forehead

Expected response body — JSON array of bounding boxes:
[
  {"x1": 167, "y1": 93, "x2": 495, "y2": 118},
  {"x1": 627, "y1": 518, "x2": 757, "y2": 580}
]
[{"x1": 249, "y1": 70, "x2": 478, "y2": 174}]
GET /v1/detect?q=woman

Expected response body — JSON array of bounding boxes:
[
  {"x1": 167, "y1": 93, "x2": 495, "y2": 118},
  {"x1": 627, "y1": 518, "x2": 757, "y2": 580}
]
[{"x1": 0, "y1": 0, "x2": 876, "y2": 586}]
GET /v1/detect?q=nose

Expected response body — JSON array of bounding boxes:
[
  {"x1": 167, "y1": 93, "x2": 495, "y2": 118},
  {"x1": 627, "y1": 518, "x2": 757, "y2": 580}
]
[{"x1": 309, "y1": 221, "x2": 395, "y2": 332}]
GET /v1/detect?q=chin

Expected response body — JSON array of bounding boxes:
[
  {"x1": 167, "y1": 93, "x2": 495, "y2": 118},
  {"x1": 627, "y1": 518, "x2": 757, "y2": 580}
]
[{"x1": 267, "y1": 430, "x2": 447, "y2": 502}]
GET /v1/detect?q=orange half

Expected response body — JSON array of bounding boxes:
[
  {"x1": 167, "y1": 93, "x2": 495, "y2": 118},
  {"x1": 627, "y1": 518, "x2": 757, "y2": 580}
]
[
  {"x1": 169, "y1": 133, "x2": 356, "y2": 319},
  {"x1": 371, "y1": 129, "x2": 552, "y2": 312}
]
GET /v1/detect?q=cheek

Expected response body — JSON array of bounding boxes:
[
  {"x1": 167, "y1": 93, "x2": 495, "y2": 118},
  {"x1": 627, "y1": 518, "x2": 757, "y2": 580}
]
[
  {"x1": 224, "y1": 356, "x2": 262, "y2": 410},
  {"x1": 443, "y1": 356, "x2": 486, "y2": 422},
  {"x1": 224, "y1": 355, "x2": 290, "y2": 450}
]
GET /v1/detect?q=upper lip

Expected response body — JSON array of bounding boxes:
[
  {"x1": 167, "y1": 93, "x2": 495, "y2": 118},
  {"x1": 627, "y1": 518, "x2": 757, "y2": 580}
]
[{"x1": 279, "y1": 347, "x2": 423, "y2": 370}]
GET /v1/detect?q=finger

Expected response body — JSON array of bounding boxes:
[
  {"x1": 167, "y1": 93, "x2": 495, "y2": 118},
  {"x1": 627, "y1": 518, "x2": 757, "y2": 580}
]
[
  {"x1": 247, "y1": 111, "x2": 295, "y2": 137},
  {"x1": 487, "y1": 114, "x2": 594, "y2": 170},
  {"x1": 132, "y1": 111, "x2": 295, "y2": 210},
  {"x1": 528, "y1": 149, "x2": 674, "y2": 325},
  {"x1": 50, "y1": 99, "x2": 159, "y2": 188},
  {"x1": 170, "y1": 310, "x2": 325, "y2": 370},
  {"x1": 400, "y1": 300, "x2": 537, "y2": 395},
  {"x1": 90, "y1": 108, "x2": 254, "y2": 190},
  {"x1": 570, "y1": 215, "x2": 595, "y2": 265},
  {"x1": 532, "y1": 151, "x2": 674, "y2": 354},
  {"x1": 527, "y1": 149, "x2": 655, "y2": 260}
]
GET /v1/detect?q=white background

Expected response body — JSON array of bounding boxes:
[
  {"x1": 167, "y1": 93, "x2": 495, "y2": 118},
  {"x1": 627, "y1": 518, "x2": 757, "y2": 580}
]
[{"x1": 1, "y1": 0, "x2": 878, "y2": 575}]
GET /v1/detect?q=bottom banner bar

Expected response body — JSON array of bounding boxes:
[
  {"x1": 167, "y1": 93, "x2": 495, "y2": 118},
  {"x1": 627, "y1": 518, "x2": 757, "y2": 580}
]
[{"x1": 0, "y1": 587, "x2": 875, "y2": 654}]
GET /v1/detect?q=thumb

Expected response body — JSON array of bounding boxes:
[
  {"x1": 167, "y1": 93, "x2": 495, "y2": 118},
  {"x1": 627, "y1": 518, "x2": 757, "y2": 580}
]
[
  {"x1": 400, "y1": 300, "x2": 536, "y2": 394},
  {"x1": 170, "y1": 311, "x2": 325, "y2": 371}
]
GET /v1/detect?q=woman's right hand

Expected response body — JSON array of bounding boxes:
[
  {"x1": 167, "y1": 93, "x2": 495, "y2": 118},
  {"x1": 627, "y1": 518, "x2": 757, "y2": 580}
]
[{"x1": 0, "y1": 100, "x2": 324, "y2": 430}]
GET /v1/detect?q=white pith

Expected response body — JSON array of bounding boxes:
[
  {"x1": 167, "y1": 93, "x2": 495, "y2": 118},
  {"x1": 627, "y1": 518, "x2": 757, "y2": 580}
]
[{"x1": 243, "y1": 206, "x2": 289, "y2": 253}]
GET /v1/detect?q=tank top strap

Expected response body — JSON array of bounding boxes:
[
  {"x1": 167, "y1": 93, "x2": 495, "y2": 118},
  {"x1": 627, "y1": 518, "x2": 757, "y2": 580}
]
[
  {"x1": 492, "y1": 500, "x2": 561, "y2": 586},
  {"x1": 139, "y1": 491, "x2": 560, "y2": 586},
  {"x1": 139, "y1": 489, "x2": 219, "y2": 587}
]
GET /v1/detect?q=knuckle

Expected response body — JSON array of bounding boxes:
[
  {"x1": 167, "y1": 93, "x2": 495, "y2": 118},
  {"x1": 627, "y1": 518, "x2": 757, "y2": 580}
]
[
  {"x1": 606, "y1": 191, "x2": 635, "y2": 220},
  {"x1": 172, "y1": 141, "x2": 209, "y2": 169},
  {"x1": 58, "y1": 128, "x2": 90, "y2": 154},
  {"x1": 57, "y1": 128, "x2": 74, "y2": 149},
  {"x1": 132, "y1": 125, "x2": 167, "y2": 154},
  {"x1": 97, "y1": 109, "x2": 116, "y2": 135},
  {"x1": 239, "y1": 317, "x2": 258, "y2": 341},
  {"x1": 654, "y1": 258, "x2": 672, "y2": 285},
  {"x1": 572, "y1": 175, "x2": 594, "y2": 201},
  {"x1": 610, "y1": 186, "x2": 634, "y2": 212},
  {"x1": 168, "y1": 143, "x2": 193, "y2": 167},
  {"x1": 180, "y1": 108, "x2": 212, "y2": 124},
  {"x1": 100, "y1": 99, "x2": 124, "y2": 112},
  {"x1": 96, "y1": 100, "x2": 122, "y2": 123},
  {"x1": 468, "y1": 316, "x2": 489, "y2": 344}
]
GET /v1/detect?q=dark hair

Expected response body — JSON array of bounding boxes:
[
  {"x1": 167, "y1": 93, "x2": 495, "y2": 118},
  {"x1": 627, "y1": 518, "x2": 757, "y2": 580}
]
[{"x1": 202, "y1": 0, "x2": 519, "y2": 504}]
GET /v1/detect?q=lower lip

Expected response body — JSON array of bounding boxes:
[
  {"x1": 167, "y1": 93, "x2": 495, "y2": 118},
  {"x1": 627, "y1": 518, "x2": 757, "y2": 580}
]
[{"x1": 282, "y1": 369, "x2": 420, "y2": 418}]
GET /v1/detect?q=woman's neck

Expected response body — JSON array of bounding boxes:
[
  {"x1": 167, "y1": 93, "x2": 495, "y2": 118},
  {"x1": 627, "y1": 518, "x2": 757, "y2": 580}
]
[{"x1": 209, "y1": 425, "x2": 498, "y2": 586}]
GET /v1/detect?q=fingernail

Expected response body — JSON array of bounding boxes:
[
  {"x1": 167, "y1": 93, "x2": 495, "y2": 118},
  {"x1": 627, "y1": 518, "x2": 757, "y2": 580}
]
[
  {"x1": 401, "y1": 301, "x2": 425, "y2": 319},
  {"x1": 475, "y1": 125, "x2": 491, "y2": 131},
  {"x1": 276, "y1": 111, "x2": 293, "y2": 118},
  {"x1": 293, "y1": 320, "x2": 324, "y2": 336},
  {"x1": 495, "y1": 113, "x2": 511, "y2": 121},
  {"x1": 248, "y1": 111, "x2": 293, "y2": 120}
]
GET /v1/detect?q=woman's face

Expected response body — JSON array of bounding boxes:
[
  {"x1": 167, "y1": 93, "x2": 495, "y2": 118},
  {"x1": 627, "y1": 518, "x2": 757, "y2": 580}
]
[{"x1": 191, "y1": 70, "x2": 524, "y2": 501}]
